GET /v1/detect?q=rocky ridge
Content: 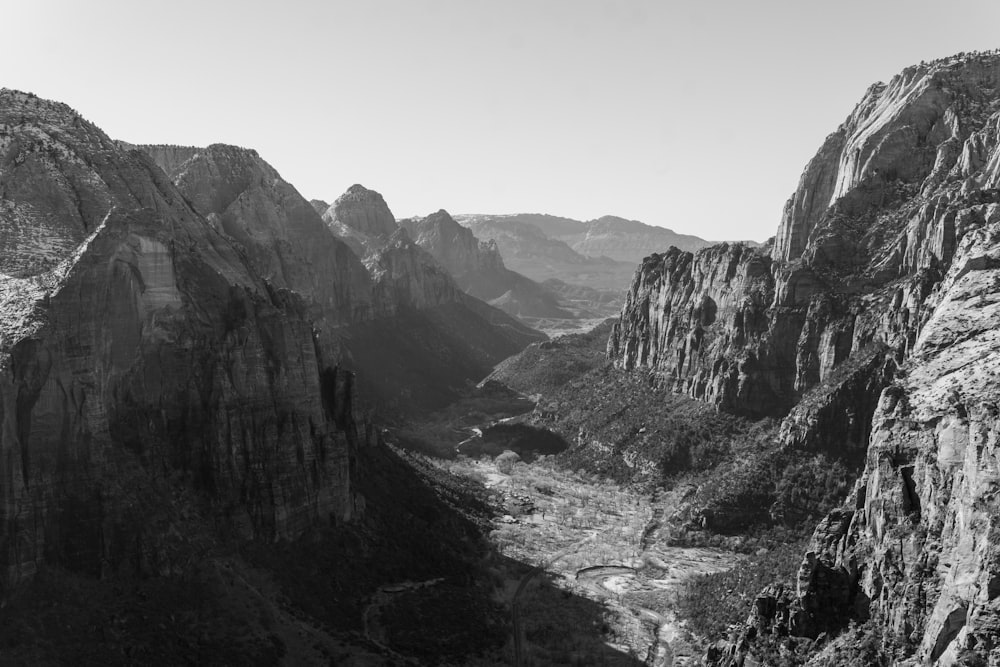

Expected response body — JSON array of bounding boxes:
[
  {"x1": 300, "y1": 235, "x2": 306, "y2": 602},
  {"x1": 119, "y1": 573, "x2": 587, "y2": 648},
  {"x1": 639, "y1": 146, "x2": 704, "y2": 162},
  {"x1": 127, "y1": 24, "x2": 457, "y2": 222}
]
[
  {"x1": 610, "y1": 52, "x2": 1000, "y2": 420},
  {"x1": 565, "y1": 214, "x2": 714, "y2": 263},
  {"x1": 601, "y1": 51, "x2": 1000, "y2": 662},
  {"x1": 0, "y1": 86, "x2": 541, "y2": 603},
  {"x1": 400, "y1": 209, "x2": 573, "y2": 320},
  {"x1": 136, "y1": 155, "x2": 541, "y2": 414},
  {"x1": 0, "y1": 89, "x2": 364, "y2": 589},
  {"x1": 455, "y1": 213, "x2": 640, "y2": 292}
]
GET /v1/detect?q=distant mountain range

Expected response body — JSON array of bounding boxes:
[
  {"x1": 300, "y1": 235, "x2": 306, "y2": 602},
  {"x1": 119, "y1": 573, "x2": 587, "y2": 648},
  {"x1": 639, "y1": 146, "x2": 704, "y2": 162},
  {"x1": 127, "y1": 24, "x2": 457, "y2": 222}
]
[{"x1": 457, "y1": 212, "x2": 719, "y2": 265}]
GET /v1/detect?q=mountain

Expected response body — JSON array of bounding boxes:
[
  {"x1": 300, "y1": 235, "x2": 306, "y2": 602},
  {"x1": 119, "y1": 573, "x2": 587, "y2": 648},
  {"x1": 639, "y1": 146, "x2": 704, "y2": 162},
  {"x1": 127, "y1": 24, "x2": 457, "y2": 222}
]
[
  {"x1": 136, "y1": 155, "x2": 540, "y2": 415},
  {"x1": 0, "y1": 89, "x2": 524, "y2": 662},
  {"x1": 554, "y1": 214, "x2": 714, "y2": 263},
  {"x1": 607, "y1": 51, "x2": 1000, "y2": 663},
  {"x1": 0, "y1": 89, "x2": 363, "y2": 585},
  {"x1": 458, "y1": 212, "x2": 713, "y2": 270},
  {"x1": 399, "y1": 209, "x2": 573, "y2": 320},
  {"x1": 456, "y1": 213, "x2": 639, "y2": 292}
]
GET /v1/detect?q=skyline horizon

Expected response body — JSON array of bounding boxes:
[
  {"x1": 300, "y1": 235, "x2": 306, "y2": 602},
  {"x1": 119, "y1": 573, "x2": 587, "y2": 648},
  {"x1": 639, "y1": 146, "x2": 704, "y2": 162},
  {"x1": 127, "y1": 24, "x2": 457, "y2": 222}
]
[{"x1": 5, "y1": 1, "x2": 1000, "y2": 244}]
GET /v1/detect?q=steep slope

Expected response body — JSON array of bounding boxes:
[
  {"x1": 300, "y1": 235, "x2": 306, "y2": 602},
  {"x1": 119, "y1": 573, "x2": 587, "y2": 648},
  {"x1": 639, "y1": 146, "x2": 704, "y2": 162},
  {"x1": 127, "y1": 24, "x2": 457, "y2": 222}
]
[
  {"x1": 610, "y1": 53, "x2": 1000, "y2": 421},
  {"x1": 797, "y1": 221, "x2": 1000, "y2": 665},
  {"x1": 399, "y1": 209, "x2": 573, "y2": 319},
  {"x1": 1, "y1": 89, "x2": 511, "y2": 664},
  {"x1": 0, "y1": 89, "x2": 362, "y2": 588},
  {"x1": 597, "y1": 51, "x2": 1000, "y2": 663},
  {"x1": 308, "y1": 185, "x2": 544, "y2": 412},
  {"x1": 143, "y1": 143, "x2": 374, "y2": 327},
  {"x1": 134, "y1": 155, "x2": 541, "y2": 414}
]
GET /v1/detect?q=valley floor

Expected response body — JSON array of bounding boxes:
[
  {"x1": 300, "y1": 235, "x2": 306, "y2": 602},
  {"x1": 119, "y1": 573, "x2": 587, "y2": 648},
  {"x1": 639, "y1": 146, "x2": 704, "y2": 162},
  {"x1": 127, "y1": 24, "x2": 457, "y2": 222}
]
[{"x1": 432, "y1": 455, "x2": 741, "y2": 665}]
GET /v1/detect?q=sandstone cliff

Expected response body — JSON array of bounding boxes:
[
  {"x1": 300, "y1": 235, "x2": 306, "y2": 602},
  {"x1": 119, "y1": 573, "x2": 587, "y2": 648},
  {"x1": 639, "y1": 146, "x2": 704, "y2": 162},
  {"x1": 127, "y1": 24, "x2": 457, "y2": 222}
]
[
  {"x1": 601, "y1": 51, "x2": 1000, "y2": 663},
  {"x1": 0, "y1": 90, "x2": 364, "y2": 589},
  {"x1": 137, "y1": 156, "x2": 541, "y2": 414},
  {"x1": 142, "y1": 143, "x2": 375, "y2": 326},
  {"x1": 610, "y1": 52, "x2": 1000, "y2": 421},
  {"x1": 324, "y1": 183, "x2": 398, "y2": 239}
]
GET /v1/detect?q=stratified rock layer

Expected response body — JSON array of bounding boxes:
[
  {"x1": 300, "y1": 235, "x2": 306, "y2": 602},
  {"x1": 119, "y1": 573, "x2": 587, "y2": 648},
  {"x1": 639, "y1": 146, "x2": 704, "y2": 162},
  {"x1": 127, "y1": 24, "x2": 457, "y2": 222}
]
[{"x1": 615, "y1": 52, "x2": 1000, "y2": 664}]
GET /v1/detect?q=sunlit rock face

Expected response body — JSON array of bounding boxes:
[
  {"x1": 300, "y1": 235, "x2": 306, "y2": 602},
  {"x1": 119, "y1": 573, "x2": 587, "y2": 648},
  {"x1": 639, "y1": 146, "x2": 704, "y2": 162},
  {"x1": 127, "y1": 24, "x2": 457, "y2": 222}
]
[
  {"x1": 774, "y1": 54, "x2": 1000, "y2": 263},
  {"x1": 0, "y1": 89, "x2": 363, "y2": 589},
  {"x1": 610, "y1": 52, "x2": 1000, "y2": 421},
  {"x1": 778, "y1": 221, "x2": 1000, "y2": 665},
  {"x1": 314, "y1": 185, "x2": 470, "y2": 315},
  {"x1": 140, "y1": 143, "x2": 375, "y2": 326},
  {"x1": 325, "y1": 183, "x2": 398, "y2": 239},
  {"x1": 620, "y1": 51, "x2": 1000, "y2": 665}
]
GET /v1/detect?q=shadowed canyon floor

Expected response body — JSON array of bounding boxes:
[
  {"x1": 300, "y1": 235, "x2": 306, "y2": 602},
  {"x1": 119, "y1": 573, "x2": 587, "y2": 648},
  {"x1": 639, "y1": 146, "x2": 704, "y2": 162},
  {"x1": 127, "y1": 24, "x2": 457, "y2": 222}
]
[{"x1": 440, "y1": 455, "x2": 740, "y2": 665}]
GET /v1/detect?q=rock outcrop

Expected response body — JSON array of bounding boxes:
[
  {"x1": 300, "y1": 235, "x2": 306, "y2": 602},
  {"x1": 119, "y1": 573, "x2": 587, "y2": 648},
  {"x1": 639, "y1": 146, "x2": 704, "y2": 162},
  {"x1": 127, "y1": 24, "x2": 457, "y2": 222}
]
[
  {"x1": 143, "y1": 143, "x2": 375, "y2": 326},
  {"x1": 610, "y1": 52, "x2": 1000, "y2": 422},
  {"x1": 0, "y1": 90, "x2": 364, "y2": 589},
  {"x1": 323, "y1": 183, "x2": 398, "y2": 239},
  {"x1": 136, "y1": 157, "x2": 541, "y2": 414},
  {"x1": 0, "y1": 88, "x2": 543, "y2": 595},
  {"x1": 605, "y1": 51, "x2": 1000, "y2": 664},
  {"x1": 401, "y1": 209, "x2": 573, "y2": 320},
  {"x1": 400, "y1": 209, "x2": 506, "y2": 287}
]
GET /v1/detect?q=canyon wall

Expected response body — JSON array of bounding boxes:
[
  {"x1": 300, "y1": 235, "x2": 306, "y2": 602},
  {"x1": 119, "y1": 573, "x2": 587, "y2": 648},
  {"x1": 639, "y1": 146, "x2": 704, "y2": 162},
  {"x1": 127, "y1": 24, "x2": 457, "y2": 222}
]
[
  {"x1": 0, "y1": 90, "x2": 364, "y2": 590},
  {"x1": 603, "y1": 52, "x2": 1000, "y2": 662}
]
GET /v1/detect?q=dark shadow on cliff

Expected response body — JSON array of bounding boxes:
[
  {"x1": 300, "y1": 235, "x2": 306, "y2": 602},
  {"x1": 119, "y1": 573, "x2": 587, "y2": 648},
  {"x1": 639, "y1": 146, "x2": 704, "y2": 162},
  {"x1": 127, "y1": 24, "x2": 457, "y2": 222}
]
[
  {"x1": 341, "y1": 302, "x2": 543, "y2": 419},
  {"x1": 0, "y1": 438, "x2": 641, "y2": 666}
]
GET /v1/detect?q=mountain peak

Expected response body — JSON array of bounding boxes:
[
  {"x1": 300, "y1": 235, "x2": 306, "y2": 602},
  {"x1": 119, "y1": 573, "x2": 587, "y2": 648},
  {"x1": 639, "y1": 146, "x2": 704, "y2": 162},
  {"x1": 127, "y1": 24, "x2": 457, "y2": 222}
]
[
  {"x1": 327, "y1": 184, "x2": 397, "y2": 237},
  {"x1": 773, "y1": 49, "x2": 1000, "y2": 262}
]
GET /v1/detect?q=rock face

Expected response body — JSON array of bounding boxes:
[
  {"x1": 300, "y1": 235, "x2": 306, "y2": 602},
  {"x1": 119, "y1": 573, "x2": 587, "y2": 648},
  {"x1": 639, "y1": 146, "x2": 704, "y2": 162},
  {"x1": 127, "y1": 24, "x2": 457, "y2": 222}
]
[
  {"x1": 774, "y1": 55, "x2": 1000, "y2": 263},
  {"x1": 400, "y1": 210, "x2": 573, "y2": 319},
  {"x1": 0, "y1": 88, "x2": 541, "y2": 595},
  {"x1": 400, "y1": 209, "x2": 506, "y2": 287},
  {"x1": 135, "y1": 158, "x2": 540, "y2": 413},
  {"x1": 605, "y1": 51, "x2": 1000, "y2": 664},
  {"x1": 324, "y1": 183, "x2": 398, "y2": 239},
  {"x1": 143, "y1": 143, "x2": 374, "y2": 327},
  {"x1": 610, "y1": 53, "x2": 1000, "y2": 422},
  {"x1": 794, "y1": 222, "x2": 1000, "y2": 664},
  {"x1": 0, "y1": 90, "x2": 363, "y2": 589}
]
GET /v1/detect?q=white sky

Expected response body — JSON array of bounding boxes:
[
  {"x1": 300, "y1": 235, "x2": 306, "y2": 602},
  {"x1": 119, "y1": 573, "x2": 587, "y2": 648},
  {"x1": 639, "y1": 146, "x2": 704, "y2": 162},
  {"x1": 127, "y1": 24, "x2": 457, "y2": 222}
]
[{"x1": 4, "y1": 0, "x2": 999, "y2": 241}]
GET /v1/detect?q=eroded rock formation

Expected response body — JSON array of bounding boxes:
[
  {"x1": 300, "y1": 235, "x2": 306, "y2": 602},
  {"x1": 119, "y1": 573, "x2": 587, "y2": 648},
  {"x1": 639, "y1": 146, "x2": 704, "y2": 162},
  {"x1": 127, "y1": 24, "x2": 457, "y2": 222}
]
[
  {"x1": 0, "y1": 88, "x2": 540, "y2": 596},
  {"x1": 610, "y1": 53, "x2": 1000, "y2": 422},
  {"x1": 603, "y1": 51, "x2": 1000, "y2": 664},
  {"x1": 0, "y1": 90, "x2": 364, "y2": 590}
]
